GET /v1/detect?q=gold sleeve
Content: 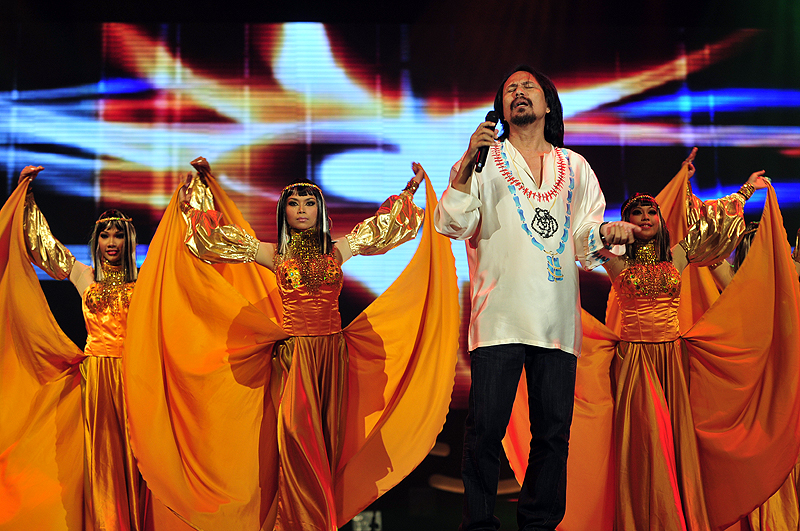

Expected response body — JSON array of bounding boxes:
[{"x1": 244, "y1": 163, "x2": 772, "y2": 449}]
[
  {"x1": 184, "y1": 172, "x2": 216, "y2": 213},
  {"x1": 793, "y1": 228, "x2": 800, "y2": 263},
  {"x1": 345, "y1": 190, "x2": 424, "y2": 256},
  {"x1": 181, "y1": 203, "x2": 259, "y2": 264},
  {"x1": 180, "y1": 173, "x2": 259, "y2": 264},
  {"x1": 23, "y1": 191, "x2": 76, "y2": 280},
  {"x1": 679, "y1": 191, "x2": 746, "y2": 267}
]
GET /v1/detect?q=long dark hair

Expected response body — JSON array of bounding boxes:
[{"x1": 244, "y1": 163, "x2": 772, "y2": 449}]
[
  {"x1": 276, "y1": 180, "x2": 333, "y2": 256},
  {"x1": 621, "y1": 194, "x2": 672, "y2": 262},
  {"x1": 493, "y1": 65, "x2": 565, "y2": 147},
  {"x1": 90, "y1": 209, "x2": 138, "y2": 282},
  {"x1": 732, "y1": 221, "x2": 759, "y2": 273}
]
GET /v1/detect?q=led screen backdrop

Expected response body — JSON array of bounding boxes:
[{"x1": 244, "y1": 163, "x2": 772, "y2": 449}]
[{"x1": 2, "y1": 18, "x2": 799, "y2": 404}]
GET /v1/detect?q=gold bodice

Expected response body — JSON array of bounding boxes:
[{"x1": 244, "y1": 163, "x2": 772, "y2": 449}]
[
  {"x1": 613, "y1": 261, "x2": 682, "y2": 342},
  {"x1": 82, "y1": 279, "x2": 135, "y2": 358},
  {"x1": 276, "y1": 253, "x2": 343, "y2": 336}
]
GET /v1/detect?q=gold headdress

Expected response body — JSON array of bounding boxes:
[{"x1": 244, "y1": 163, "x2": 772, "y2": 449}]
[
  {"x1": 96, "y1": 215, "x2": 133, "y2": 225},
  {"x1": 282, "y1": 182, "x2": 322, "y2": 193},
  {"x1": 621, "y1": 194, "x2": 659, "y2": 218}
]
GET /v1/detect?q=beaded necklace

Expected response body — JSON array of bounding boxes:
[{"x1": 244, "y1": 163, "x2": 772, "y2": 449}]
[
  {"x1": 85, "y1": 261, "x2": 133, "y2": 315},
  {"x1": 496, "y1": 143, "x2": 574, "y2": 282},
  {"x1": 277, "y1": 228, "x2": 331, "y2": 293},
  {"x1": 618, "y1": 239, "x2": 681, "y2": 299},
  {"x1": 630, "y1": 239, "x2": 658, "y2": 265}
]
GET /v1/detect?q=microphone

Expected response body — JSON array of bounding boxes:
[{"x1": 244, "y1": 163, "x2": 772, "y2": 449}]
[{"x1": 475, "y1": 110, "x2": 499, "y2": 173}]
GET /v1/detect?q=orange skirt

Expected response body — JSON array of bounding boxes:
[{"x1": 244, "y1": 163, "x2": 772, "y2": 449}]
[
  {"x1": 273, "y1": 334, "x2": 348, "y2": 531},
  {"x1": 80, "y1": 356, "x2": 149, "y2": 531},
  {"x1": 747, "y1": 463, "x2": 800, "y2": 531},
  {"x1": 612, "y1": 339, "x2": 711, "y2": 531}
]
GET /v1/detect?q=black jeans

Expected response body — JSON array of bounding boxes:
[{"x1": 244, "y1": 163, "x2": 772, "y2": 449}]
[{"x1": 460, "y1": 344, "x2": 577, "y2": 531}]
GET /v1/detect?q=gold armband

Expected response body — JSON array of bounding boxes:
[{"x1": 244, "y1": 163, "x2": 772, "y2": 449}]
[
  {"x1": 403, "y1": 179, "x2": 420, "y2": 195},
  {"x1": 737, "y1": 183, "x2": 755, "y2": 201}
]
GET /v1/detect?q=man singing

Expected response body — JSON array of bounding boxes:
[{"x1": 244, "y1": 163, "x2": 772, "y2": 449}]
[{"x1": 434, "y1": 65, "x2": 635, "y2": 531}]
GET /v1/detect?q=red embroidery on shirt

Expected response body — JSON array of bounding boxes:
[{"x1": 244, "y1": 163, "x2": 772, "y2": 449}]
[{"x1": 493, "y1": 144, "x2": 567, "y2": 202}]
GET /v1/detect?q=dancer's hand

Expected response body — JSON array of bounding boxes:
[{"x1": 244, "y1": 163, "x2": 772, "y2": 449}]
[
  {"x1": 682, "y1": 147, "x2": 698, "y2": 179},
  {"x1": 411, "y1": 162, "x2": 427, "y2": 185},
  {"x1": 18, "y1": 165, "x2": 44, "y2": 186},
  {"x1": 190, "y1": 156, "x2": 211, "y2": 180},
  {"x1": 747, "y1": 170, "x2": 770, "y2": 190}
]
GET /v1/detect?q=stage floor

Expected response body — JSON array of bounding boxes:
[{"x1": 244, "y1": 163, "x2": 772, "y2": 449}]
[{"x1": 342, "y1": 408, "x2": 520, "y2": 531}]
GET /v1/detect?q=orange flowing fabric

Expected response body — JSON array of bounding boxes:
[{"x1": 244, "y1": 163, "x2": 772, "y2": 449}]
[
  {"x1": 124, "y1": 176, "x2": 459, "y2": 530},
  {"x1": 0, "y1": 180, "x2": 195, "y2": 531},
  {"x1": 686, "y1": 186, "x2": 800, "y2": 527},
  {"x1": 504, "y1": 179, "x2": 800, "y2": 530},
  {"x1": 0, "y1": 180, "x2": 85, "y2": 530},
  {"x1": 747, "y1": 464, "x2": 800, "y2": 531}
]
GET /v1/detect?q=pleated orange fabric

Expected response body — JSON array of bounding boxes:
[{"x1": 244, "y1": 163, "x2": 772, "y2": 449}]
[
  {"x1": 503, "y1": 183, "x2": 800, "y2": 531},
  {"x1": 611, "y1": 316, "x2": 711, "y2": 530},
  {"x1": 273, "y1": 335, "x2": 349, "y2": 530},
  {"x1": 747, "y1": 464, "x2": 800, "y2": 531},
  {"x1": 124, "y1": 176, "x2": 459, "y2": 531},
  {"x1": 685, "y1": 186, "x2": 800, "y2": 528},
  {"x1": 0, "y1": 181, "x2": 85, "y2": 530},
  {"x1": 80, "y1": 355, "x2": 149, "y2": 531}
]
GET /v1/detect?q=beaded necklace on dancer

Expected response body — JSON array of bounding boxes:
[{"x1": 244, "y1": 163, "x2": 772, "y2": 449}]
[
  {"x1": 278, "y1": 228, "x2": 337, "y2": 293},
  {"x1": 86, "y1": 260, "x2": 133, "y2": 315},
  {"x1": 619, "y1": 238, "x2": 681, "y2": 299},
  {"x1": 494, "y1": 141, "x2": 575, "y2": 282}
]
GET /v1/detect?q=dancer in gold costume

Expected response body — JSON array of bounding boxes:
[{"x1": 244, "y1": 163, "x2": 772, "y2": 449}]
[
  {"x1": 0, "y1": 165, "x2": 148, "y2": 531},
  {"x1": 503, "y1": 151, "x2": 800, "y2": 531},
  {"x1": 599, "y1": 180, "x2": 763, "y2": 531},
  {"x1": 122, "y1": 158, "x2": 459, "y2": 531}
]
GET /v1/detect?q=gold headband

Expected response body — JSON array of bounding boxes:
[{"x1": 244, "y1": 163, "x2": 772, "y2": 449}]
[
  {"x1": 96, "y1": 216, "x2": 132, "y2": 225},
  {"x1": 621, "y1": 194, "x2": 659, "y2": 217},
  {"x1": 282, "y1": 182, "x2": 322, "y2": 193}
]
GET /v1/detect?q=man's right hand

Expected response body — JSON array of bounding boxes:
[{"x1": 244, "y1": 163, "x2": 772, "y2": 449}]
[{"x1": 453, "y1": 120, "x2": 497, "y2": 193}]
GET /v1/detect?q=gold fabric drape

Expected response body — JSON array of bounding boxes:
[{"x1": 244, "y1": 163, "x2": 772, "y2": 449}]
[
  {"x1": 272, "y1": 334, "x2": 349, "y2": 530},
  {"x1": 503, "y1": 177, "x2": 800, "y2": 530},
  {"x1": 746, "y1": 464, "x2": 800, "y2": 531},
  {"x1": 687, "y1": 186, "x2": 800, "y2": 528},
  {"x1": 123, "y1": 175, "x2": 459, "y2": 530},
  {"x1": 80, "y1": 355, "x2": 149, "y2": 530}
]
